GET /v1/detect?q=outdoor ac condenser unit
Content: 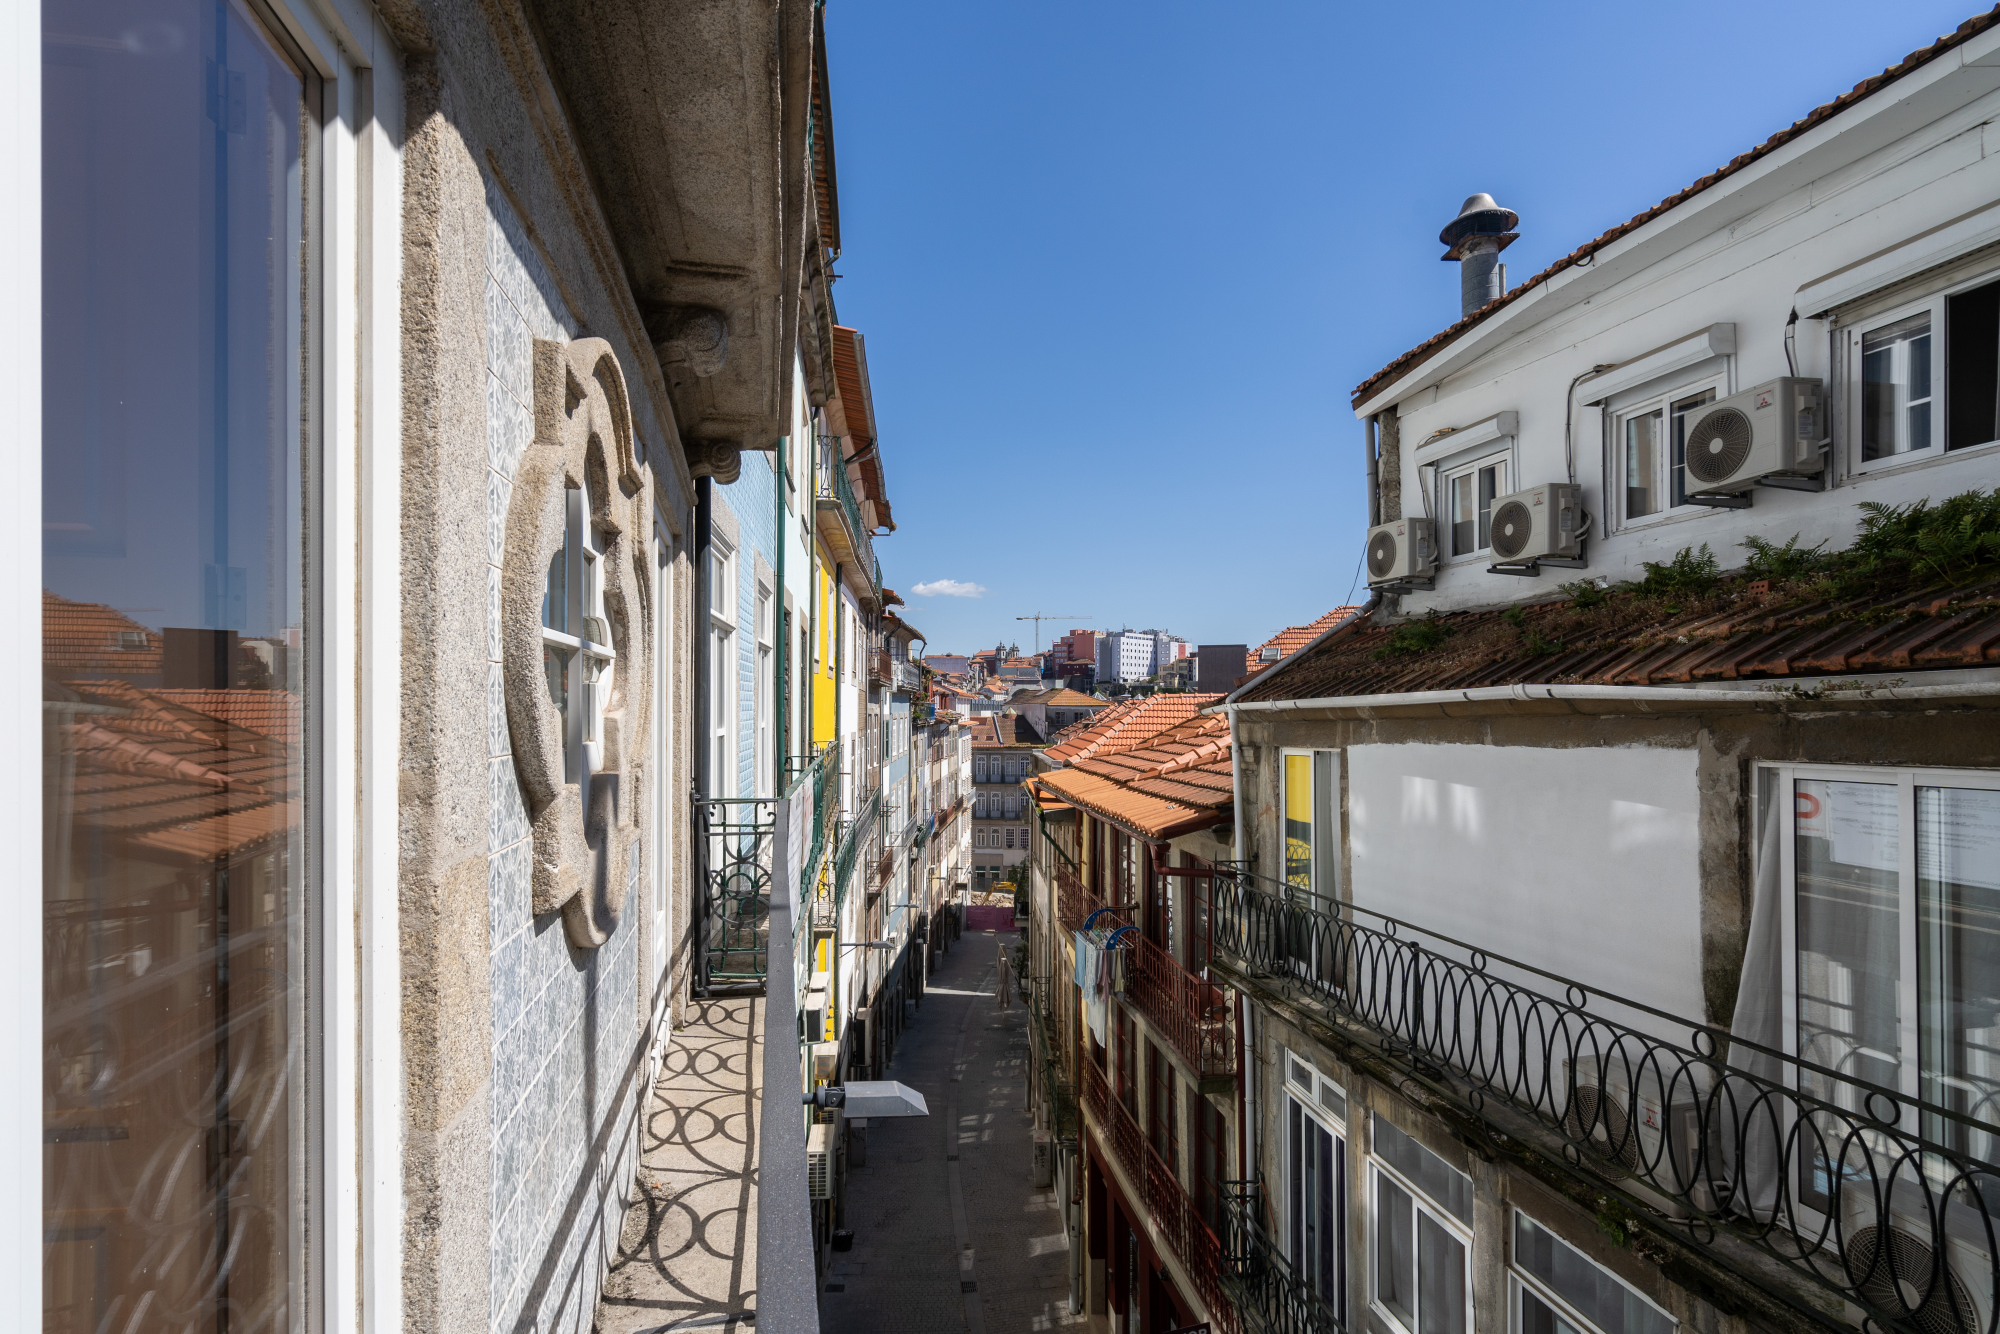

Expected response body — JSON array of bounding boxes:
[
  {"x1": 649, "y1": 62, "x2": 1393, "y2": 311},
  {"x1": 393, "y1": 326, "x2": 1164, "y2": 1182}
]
[
  {"x1": 1839, "y1": 1216, "x2": 1989, "y2": 1334},
  {"x1": 807, "y1": 1122, "x2": 835, "y2": 1200},
  {"x1": 1365, "y1": 518, "x2": 1437, "y2": 588},
  {"x1": 1682, "y1": 377, "x2": 1824, "y2": 493},
  {"x1": 1487, "y1": 483, "x2": 1584, "y2": 566},
  {"x1": 811, "y1": 1041, "x2": 840, "y2": 1085},
  {"x1": 1032, "y1": 1130, "x2": 1054, "y2": 1188},
  {"x1": 1562, "y1": 1057, "x2": 1709, "y2": 1207}
]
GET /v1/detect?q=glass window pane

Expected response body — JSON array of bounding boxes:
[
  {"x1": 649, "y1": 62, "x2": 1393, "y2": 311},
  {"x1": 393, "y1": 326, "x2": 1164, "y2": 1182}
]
[
  {"x1": 1625, "y1": 411, "x2": 1661, "y2": 518},
  {"x1": 1418, "y1": 1212, "x2": 1466, "y2": 1334},
  {"x1": 1863, "y1": 313, "x2": 1934, "y2": 460},
  {"x1": 1668, "y1": 390, "x2": 1714, "y2": 507},
  {"x1": 1377, "y1": 1174, "x2": 1416, "y2": 1331},
  {"x1": 1795, "y1": 780, "x2": 1903, "y2": 1100},
  {"x1": 1451, "y1": 473, "x2": 1477, "y2": 556},
  {"x1": 1919, "y1": 786, "x2": 2000, "y2": 1159},
  {"x1": 1375, "y1": 1112, "x2": 1473, "y2": 1223},
  {"x1": 43, "y1": 2, "x2": 310, "y2": 1329},
  {"x1": 1285, "y1": 754, "x2": 1313, "y2": 891},
  {"x1": 1477, "y1": 464, "x2": 1501, "y2": 551},
  {"x1": 1516, "y1": 1213, "x2": 1676, "y2": 1334},
  {"x1": 1522, "y1": 1285, "x2": 1585, "y2": 1334}
]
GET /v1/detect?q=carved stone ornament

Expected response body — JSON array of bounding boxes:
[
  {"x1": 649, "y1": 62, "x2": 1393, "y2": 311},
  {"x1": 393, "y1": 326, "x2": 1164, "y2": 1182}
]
[
  {"x1": 501, "y1": 337, "x2": 652, "y2": 948},
  {"x1": 682, "y1": 437, "x2": 742, "y2": 484}
]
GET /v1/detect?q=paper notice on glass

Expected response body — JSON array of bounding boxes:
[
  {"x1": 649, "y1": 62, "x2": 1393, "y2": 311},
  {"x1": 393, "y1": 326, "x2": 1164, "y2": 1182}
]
[
  {"x1": 1828, "y1": 782, "x2": 1899, "y2": 872},
  {"x1": 1920, "y1": 787, "x2": 2000, "y2": 893}
]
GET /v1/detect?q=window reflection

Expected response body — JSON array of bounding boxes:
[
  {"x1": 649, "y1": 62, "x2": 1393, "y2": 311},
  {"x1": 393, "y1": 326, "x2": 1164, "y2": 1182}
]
[{"x1": 42, "y1": 1, "x2": 312, "y2": 1330}]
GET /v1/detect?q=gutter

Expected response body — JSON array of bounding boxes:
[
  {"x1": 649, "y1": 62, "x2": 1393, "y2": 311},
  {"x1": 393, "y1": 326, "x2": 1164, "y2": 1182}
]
[{"x1": 1220, "y1": 672, "x2": 2000, "y2": 720}]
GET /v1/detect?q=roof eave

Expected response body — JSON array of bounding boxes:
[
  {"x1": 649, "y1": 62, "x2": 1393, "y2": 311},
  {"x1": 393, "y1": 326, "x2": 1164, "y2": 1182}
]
[{"x1": 1212, "y1": 601, "x2": 1375, "y2": 710}]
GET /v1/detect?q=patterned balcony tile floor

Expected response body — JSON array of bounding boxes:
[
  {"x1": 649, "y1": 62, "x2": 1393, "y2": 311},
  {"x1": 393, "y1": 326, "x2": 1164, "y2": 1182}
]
[
  {"x1": 824, "y1": 929, "x2": 1096, "y2": 1334},
  {"x1": 594, "y1": 995, "x2": 761, "y2": 1334}
]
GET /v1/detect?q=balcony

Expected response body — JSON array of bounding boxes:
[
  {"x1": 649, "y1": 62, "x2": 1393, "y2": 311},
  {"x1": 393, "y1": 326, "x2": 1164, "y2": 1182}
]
[
  {"x1": 868, "y1": 648, "x2": 891, "y2": 686},
  {"x1": 1053, "y1": 858, "x2": 1235, "y2": 1084},
  {"x1": 1080, "y1": 1056, "x2": 1235, "y2": 1333},
  {"x1": 1220, "y1": 1182, "x2": 1344, "y2": 1334},
  {"x1": 814, "y1": 434, "x2": 877, "y2": 607},
  {"x1": 1208, "y1": 864, "x2": 2000, "y2": 1334}
]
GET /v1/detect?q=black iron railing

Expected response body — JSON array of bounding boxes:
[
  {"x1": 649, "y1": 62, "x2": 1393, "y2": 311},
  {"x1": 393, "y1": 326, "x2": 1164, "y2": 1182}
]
[
  {"x1": 1221, "y1": 1181, "x2": 1345, "y2": 1334},
  {"x1": 1209, "y1": 864, "x2": 2000, "y2": 1334},
  {"x1": 693, "y1": 796, "x2": 774, "y2": 987},
  {"x1": 1030, "y1": 975, "x2": 1077, "y2": 1143}
]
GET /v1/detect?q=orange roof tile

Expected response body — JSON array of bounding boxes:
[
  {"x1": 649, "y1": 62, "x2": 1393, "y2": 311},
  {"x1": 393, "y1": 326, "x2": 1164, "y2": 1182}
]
[
  {"x1": 1042, "y1": 693, "x2": 1223, "y2": 765},
  {"x1": 1035, "y1": 713, "x2": 1234, "y2": 841},
  {"x1": 44, "y1": 589, "x2": 162, "y2": 676},
  {"x1": 1255, "y1": 606, "x2": 1363, "y2": 663}
]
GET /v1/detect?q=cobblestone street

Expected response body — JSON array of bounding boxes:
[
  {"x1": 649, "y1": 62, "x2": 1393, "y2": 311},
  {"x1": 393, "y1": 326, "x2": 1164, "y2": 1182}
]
[{"x1": 822, "y1": 926, "x2": 1091, "y2": 1334}]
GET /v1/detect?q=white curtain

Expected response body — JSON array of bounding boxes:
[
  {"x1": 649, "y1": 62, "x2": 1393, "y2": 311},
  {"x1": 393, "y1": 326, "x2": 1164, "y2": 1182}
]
[{"x1": 1723, "y1": 768, "x2": 1785, "y2": 1219}]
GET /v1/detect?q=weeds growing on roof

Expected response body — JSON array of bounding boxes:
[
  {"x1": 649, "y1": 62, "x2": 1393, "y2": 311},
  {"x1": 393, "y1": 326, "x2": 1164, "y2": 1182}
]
[
  {"x1": 1740, "y1": 533, "x2": 1831, "y2": 582},
  {"x1": 1373, "y1": 612, "x2": 1454, "y2": 660},
  {"x1": 1636, "y1": 544, "x2": 1720, "y2": 598}
]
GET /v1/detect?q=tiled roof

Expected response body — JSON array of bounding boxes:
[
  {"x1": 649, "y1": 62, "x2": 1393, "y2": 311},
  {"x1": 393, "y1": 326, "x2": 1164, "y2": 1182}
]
[
  {"x1": 1237, "y1": 577, "x2": 2000, "y2": 703},
  {"x1": 44, "y1": 589, "x2": 162, "y2": 676},
  {"x1": 1013, "y1": 687, "x2": 1105, "y2": 708},
  {"x1": 832, "y1": 325, "x2": 892, "y2": 530},
  {"x1": 1032, "y1": 713, "x2": 1233, "y2": 841},
  {"x1": 1351, "y1": 7, "x2": 2000, "y2": 410},
  {"x1": 1043, "y1": 693, "x2": 1223, "y2": 765},
  {"x1": 1255, "y1": 606, "x2": 1364, "y2": 663}
]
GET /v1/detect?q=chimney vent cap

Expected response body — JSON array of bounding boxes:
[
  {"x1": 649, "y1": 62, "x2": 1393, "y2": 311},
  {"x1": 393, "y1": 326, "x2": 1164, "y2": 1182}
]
[{"x1": 1440, "y1": 192, "x2": 1520, "y2": 259}]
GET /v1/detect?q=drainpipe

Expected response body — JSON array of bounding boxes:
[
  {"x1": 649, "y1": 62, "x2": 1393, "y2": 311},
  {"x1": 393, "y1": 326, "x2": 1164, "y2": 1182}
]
[
  {"x1": 693, "y1": 477, "x2": 713, "y2": 996},
  {"x1": 1365, "y1": 416, "x2": 1381, "y2": 528}
]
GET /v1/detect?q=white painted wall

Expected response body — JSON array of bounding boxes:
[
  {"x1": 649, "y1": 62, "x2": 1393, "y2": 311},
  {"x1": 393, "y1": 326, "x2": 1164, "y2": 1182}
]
[
  {"x1": 1359, "y1": 26, "x2": 2000, "y2": 610},
  {"x1": 1347, "y1": 742, "x2": 1703, "y2": 1020}
]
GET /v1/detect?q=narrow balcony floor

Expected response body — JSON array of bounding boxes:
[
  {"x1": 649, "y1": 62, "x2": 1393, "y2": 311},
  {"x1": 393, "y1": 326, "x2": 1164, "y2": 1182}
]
[{"x1": 594, "y1": 995, "x2": 762, "y2": 1334}]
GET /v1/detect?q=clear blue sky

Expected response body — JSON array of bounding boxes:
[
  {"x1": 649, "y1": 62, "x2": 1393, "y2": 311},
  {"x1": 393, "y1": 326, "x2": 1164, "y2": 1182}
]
[{"x1": 826, "y1": 0, "x2": 1984, "y2": 658}]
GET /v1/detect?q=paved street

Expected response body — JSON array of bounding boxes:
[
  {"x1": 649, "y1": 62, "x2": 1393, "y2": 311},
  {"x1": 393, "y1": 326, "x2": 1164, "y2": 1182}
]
[{"x1": 823, "y1": 927, "x2": 1091, "y2": 1334}]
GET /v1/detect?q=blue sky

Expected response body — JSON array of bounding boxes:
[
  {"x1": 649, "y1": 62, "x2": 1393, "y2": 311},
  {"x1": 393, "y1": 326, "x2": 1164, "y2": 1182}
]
[{"x1": 826, "y1": 0, "x2": 1983, "y2": 658}]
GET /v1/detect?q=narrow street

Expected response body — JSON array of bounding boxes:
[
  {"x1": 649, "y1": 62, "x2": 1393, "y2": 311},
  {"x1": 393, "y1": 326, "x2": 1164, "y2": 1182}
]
[{"x1": 822, "y1": 925, "x2": 1089, "y2": 1334}]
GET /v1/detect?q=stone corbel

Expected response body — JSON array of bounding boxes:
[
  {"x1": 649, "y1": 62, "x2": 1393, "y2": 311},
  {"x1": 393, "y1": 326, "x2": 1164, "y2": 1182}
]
[
  {"x1": 683, "y1": 437, "x2": 743, "y2": 483},
  {"x1": 501, "y1": 336, "x2": 652, "y2": 949}
]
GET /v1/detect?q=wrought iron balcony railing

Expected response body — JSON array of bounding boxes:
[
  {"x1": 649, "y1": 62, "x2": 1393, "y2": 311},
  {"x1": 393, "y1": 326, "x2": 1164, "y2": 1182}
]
[
  {"x1": 693, "y1": 796, "x2": 773, "y2": 989},
  {"x1": 815, "y1": 434, "x2": 875, "y2": 583},
  {"x1": 1208, "y1": 864, "x2": 2000, "y2": 1334},
  {"x1": 1221, "y1": 1181, "x2": 1345, "y2": 1334},
  {"x1": 1029, "y1": 976, "x2": 1078, "y2": 1144},
  {"x1": 1080, "y1": 1056, "x2": 1236, "y2": 1333},
  {"x1": 1053, "y1": 857, "x2": 1235, "y2": 1082}
]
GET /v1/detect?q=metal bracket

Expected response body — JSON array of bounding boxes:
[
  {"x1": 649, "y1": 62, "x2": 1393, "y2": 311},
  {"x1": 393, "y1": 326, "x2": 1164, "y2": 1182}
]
[
  {"x1": 1486, "y1": 555, "x2": 1587, "y2": 578},
  {"x1": 1369, "y1": 577, "x2": 1435, "y2": 594},
  {"x1": 1756, "y1": 471, "x2": 1827, "y2": 493},
  {"x1": 1687, "y1": 491, "x2": 1754, "y2": 510}
]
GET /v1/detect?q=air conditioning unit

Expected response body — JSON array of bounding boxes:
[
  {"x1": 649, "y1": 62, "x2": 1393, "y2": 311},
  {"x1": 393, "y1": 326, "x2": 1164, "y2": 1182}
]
[
  {"x1": 1032, "y1": 1130, "x2": 1054, "y2": 1188},
  {"x1": 807, "y1": 1121, "x2": 836, "y2": 1200},
  {"x1": 1682, "y1": 377, "x2": 1824, "y2": 494},
  {"x1": 1365, "y1": 518, "x2": 1437, "y2": 588},
  {"x1": 811, "y1": 1041, "x2": 841, "y2": 1085},
  {"x1": 1563, "y1": 1058, "x2": 1709, "y2": 1205},
  {"x1": 1841, "y1": 1220, "x2": 1988, "y2": 1334},
  {"x1": 1487, "y1": 483, "x2": 1584, "y2": 567}
]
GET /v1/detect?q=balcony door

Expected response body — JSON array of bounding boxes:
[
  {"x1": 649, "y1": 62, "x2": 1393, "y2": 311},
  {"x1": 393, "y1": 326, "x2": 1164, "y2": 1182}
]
[{"x1": 1285, "y1": 1052, "x2": 1348, "y2": 1324}]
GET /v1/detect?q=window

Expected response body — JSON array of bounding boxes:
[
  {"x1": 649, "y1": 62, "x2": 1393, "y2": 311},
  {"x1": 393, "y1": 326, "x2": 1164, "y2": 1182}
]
[
  {"x1": 1004, "y1": 828, "x2": 1016, "y2": 849},
  {"x1": 1282, "y1": 750, "x2": 1338, "y2": 902},
  {"x1": 1849, "y1": 275, "x2": 2000, "y2": 471},
  {"x1": 1440, "y1": 454, "x2": 1508, "y2": 557},
  {"x1": 755, "y1": 585, "x2": 773, "y2": 795},
  {"x1": 705, "y1": 535, "x2": 736, "y2": 797},
  {"x1": 541, "y1": 484, "x2": 618, "y2": 788},
  {"x1": 1512, "y1": 1212, "x2": 1675, "y2": 1334},
  {"x1": 1372, "y1": 1114, "x2": 1472, "y2": 1334},
  {"x1": 1766, "y1": 765, "x2": 2000, "y2": 1164},
  {"x1": 1285, "y1": 1053, "x2": 1348, "y2": 1321},
  {"x1": 42, "y1": 2, "x2": 318, "y2": 1325},
  {"x1": 1615, "y1": 386, "x2": 1717, "y2": 520},
  {"x1": 975, "y1": 754, "x2": 989, "y2": 783}
]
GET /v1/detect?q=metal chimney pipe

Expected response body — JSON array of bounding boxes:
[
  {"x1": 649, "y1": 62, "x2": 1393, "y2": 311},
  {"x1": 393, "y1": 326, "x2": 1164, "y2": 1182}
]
[{"x1": 1439, "y1": 193, "x2": 1520, "y2": 320}]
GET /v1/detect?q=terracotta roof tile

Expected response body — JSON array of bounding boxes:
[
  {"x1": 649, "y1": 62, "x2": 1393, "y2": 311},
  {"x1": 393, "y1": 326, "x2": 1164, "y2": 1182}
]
[
  {"x1": 1255, "y1": 605, "x2": 1365, "y2": 663},
  {"x1": 1043, "y1": 693, "x2": 1223, "y2": 764},
  {"x1": 1351, "y1": 8, "x2": 2000, "y2": 409},
  {"x1": 1035, "y1": 714, "x2": 1235, "y2": 841},
  {"x1": 44, "y1": 589, "x2": 162, "y2": 676},
  {"x1": 1238, "y1": 575, "x2": 2000, "y2": 703}
]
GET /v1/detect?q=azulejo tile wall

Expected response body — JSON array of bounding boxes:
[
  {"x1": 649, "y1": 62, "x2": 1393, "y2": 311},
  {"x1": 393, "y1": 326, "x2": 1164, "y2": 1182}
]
[{"x1": 483, "y1": 180, "x2": 644, "y2": 1334}]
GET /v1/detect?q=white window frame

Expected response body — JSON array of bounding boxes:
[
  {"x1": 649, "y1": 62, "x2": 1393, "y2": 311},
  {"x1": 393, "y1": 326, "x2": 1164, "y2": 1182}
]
[
  {"x1": 1282, "y1": 1049, "x2": 1349, "y2": 1319},
  {"x1": 706, "y1": 533, "x2": 736, "y2": 799},
  {"x1": 653, "y1": 520, "x2": 675, "y2": 995},
  {"x1": 1369, "y1": 1121, "x2": 1474, "y2": 1334},
  {"x1": 538, "y1": 483, "x2": 617, "y2": 784},
  {"x1": 1763, "y1": 762, "x2": 2000, "y2": 1130},
  {"x1": 1510, "y1": 1209, "x2": 1676, "y2": 1334},
  {"x1": 1436, "y1": 450, "x2": 1511, "y2": 562},
  {"x1": 1848, "y1": 291, "x2": 1944, "y2": 475},
  {"x1": 1608, "y1": 375, "x2": 1726, "y2": 529},
  {"x1": 754, "y1": 581, "x2": 773, "y2": 797}
]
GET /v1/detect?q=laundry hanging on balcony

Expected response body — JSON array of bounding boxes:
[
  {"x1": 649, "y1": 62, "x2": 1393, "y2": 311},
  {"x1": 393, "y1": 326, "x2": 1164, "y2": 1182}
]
[{"x1": 1072, "y1": 921, "x2": 1131, "y2": 1046}]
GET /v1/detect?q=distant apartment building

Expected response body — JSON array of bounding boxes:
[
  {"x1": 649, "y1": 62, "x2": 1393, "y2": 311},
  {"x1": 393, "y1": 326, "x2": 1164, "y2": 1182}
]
[{"x1": 1094, "y1": 628, "x2": 1187, "y2": 682}]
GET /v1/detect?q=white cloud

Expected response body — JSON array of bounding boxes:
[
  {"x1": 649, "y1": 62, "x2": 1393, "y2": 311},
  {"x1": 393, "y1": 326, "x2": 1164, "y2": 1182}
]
[{"x1": 912, "y1": 578, "x2": 987, "y2": 599}]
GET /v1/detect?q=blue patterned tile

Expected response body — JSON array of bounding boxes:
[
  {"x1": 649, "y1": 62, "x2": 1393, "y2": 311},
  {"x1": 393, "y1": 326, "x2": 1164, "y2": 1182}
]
[
  {"x1": 486, "y1": 468, "x2": 510, "y2": 569},
  {"x1": 487, "y1": 565, "x2": 503, "y2": 664},
  {"x1": 489, "y1": 840, "x2": 531, "y2": 948},
  {"x1": 486, "y1": 275, "x2": 532, "y2": 410},
  {"x1": 488, "y1": 757, "x2": 529, "y2": 854},
  {"x1": 487, "y1": 663, "x2": 509, "y2": 761}
]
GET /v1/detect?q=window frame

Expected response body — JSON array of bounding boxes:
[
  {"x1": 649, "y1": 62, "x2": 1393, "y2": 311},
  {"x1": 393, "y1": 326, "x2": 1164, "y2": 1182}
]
[
  {"x1": 1436, "y1": 449, "x2": 1511, "y2": 561},
  {"x1": 1763, "y1": 761, "x2": 2000, "y2": 1135},
  {"x1": 1509, "y1": 1208, "x2": 1677, "y2": 1334},
  {"x1": 1283, "y1": 1048, "x2": 1350, "y2": 1322},
  {"x1": 1608, "y1": 375, "x2": 1726, "y2": 528},
  {"x1": 705, "y1": 532, "x2": 737, "y2": 799},
  {"x1": 1841, "y1": 268, "x2": 2000, "y2": 477},
  {"x1": 1369, "y1": 1115, "x2": 1475, "y2": 1334},
  {"x1": 1279, "y1": 748, "x2": 1339, "y2": 906}
]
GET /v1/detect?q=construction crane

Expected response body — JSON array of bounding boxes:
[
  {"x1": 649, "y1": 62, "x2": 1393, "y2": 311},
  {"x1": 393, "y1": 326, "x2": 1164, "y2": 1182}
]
[{"x1": 1015, "y1": 614, "x2": 1093, "y2": 654}]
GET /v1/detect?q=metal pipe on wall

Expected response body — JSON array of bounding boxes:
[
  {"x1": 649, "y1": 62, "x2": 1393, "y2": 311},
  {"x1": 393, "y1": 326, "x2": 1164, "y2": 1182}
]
[{"x1": 1365, "y1": 415, "x2": 1380, "y2": 528}]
